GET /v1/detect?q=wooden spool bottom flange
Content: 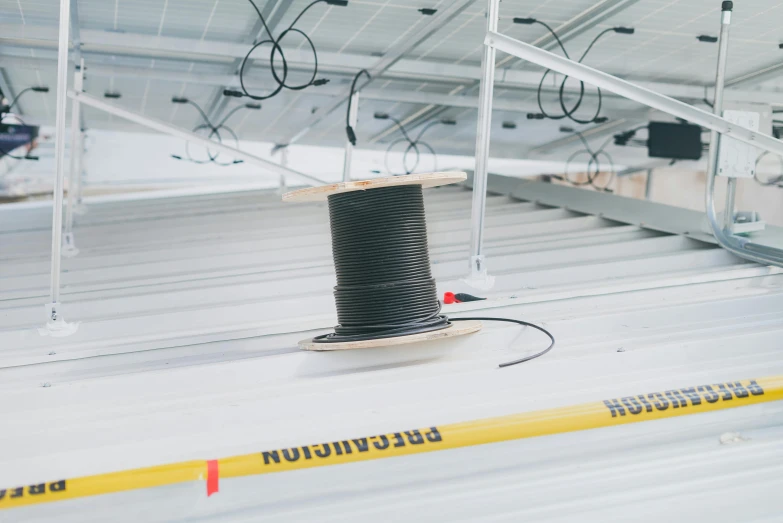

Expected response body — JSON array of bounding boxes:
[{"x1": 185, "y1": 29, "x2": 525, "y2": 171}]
[{"x1": 299, "y1": 320, "x2": 483, "y2": 351}]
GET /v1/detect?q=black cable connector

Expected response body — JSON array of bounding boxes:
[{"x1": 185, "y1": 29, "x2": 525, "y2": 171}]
[
  {"x1": 326, "y1": 0, "x2": 348, "y2": 5},
  {"x1": 346, "y1": 126, "x2": 357, "y2": 146},
  {"x1": 245, "y1": 103, "x2": 261, "y2": 110},
  {"x1": 455, "y1": 293, "x2": 485, "y2": 303},
  {"x1": 104, "y1": 92, "x2": 121, "y2": 99},
  {"x1": 223, "y1": 89, "x2": 244, "y2": 98},
  {"x1": 441, "y1": 118, "x2": 457, "y2": 125},
  {"x1": 613, "y1": 27, "x2": 635, "y2": 34},
  {"x1": 697, "y1": 35, "x2": 718, "y2": 43},
  {"x1": 527, "y1": 113, "x2": 545, "y2": 120},
  {"x1": 502, "y1": 121, "x2": 517, "y2": 129},
  {"x1": 31, "y1": 87, "x2": 50, "y2": 93},
  {"x1": 312, "y1": 78, "x2": 330, "y2": 86},
  {"x1": 418, "y1": 8, "x2": 437, "y2": 15},
  {"x1": 374, "y1": 112, "x2": 389, "y2": 120},
  {"x1": 594, "y1": 116, "x2": 609, "y2": 123},
  {"x1": 513, "y1": 17, "x2": 537, "y2": 24},
  {"x1": 346, "y1": 69, "x2": 371, "y2": 146},
  {"x1": 171, "y1": 97, "x2": 188, "y2": 103}
]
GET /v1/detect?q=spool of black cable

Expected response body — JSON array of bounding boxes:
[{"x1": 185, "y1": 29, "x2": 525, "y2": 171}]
[
  {"x1": 325, "y1": 184, "x2": 449, "y2": 341},
  {"x1": 283, "y1": 173, "x2": 483, "y2": 350},
  {"x1": 284, "y1": 173, "x2": 556, "y2": 368}
]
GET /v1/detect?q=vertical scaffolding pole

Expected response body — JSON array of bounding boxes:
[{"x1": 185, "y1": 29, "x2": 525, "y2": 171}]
[
  {"x1": 343, "y1": 90, "x2": 359, "y2": 182},
  {"x1": 644, "y1": 169, "x2": 654, "y2": 200},
  {"x1": 467, "y1": 0, "x2": 500, "y2": 288},
  {"x1": 63, "y1": 58, "x2": 84, "y2": 258},
  {"x1": 43, "y1": 0, "x2": 78, "y2": 335}
]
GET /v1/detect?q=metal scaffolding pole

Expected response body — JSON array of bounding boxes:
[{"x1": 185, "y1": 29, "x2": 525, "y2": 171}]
[
  {"x1": 342, "y1": 90, "x2": 359, "y2": 182},
  {"x1": 63, "y1": 58, "x2": 84, "y2": 258},
  {"x1": 466, "y1": 0, "x2": 500, "y2": 289},
  {"x1": 485, "y1": 31, "x2": 783, "y2": 157},
  {"x1": 482, "y1": 1, "x2": 783, "y2": 267},
  {"x1": 43, "y1": 0, "x2": 78, "y2": 336},
  {"x1": 703, "y1": 2, "x2": 783, "y2": 267}
]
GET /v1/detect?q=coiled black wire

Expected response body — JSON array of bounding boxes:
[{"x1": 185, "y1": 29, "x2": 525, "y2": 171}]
[
  {"x1": 313, "y1": 184, "x2": 556, "y2": 368},
  {"x1": 231, "y1": 0, "x2": 334, "y2": 101},
  {"x1": 559, "y1": 130, "x2": 616, "y2": 192},
  {"x1": 382, "y1": 116, "x2": 439, "y2": 175},
  {"x1": 171, "y1": 99, "x2": 257, "y2": 166},
  {"x1": 315, "y1": 185, "x2": 450, "y2": 342},
  {"x1": 523, "y1": 23, "x2": 625, "y2": 124}
]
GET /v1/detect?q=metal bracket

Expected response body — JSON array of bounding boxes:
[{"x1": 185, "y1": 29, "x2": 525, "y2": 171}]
[
  {"x1": 39, "y1": 302, "x2": 79, "y2": 337},
  {"x1": 62, "y1": 231, "x2": 80, "y2": 257},
  {"x1": 463, "y1": 254, "x2": 496, "y2": 290},
  {"x1": 718, "y1": 110, "x2": 760, "y2": 179}
]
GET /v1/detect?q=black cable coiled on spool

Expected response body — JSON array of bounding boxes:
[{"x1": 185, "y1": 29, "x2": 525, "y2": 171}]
[
  {"x1": 312, "y1": 184, "x2": 557, "y2": 368},
  {"x1": 314, "y1": 185, "x2": 450, "y2": 342}
]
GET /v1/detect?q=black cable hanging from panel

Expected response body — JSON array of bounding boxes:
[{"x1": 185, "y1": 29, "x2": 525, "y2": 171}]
[
  {"x1": 514, "y1": 18, "x2": 635, "y2": 125},
  {"x1": 345, "y1": 69, "x2": 371, "y2": 146},
  {"x1": 169, "y1": 97, "x2": 260, "y2": 166},
  {"x1": 374, "y1": 112, "x2": 455, "y2": 175},
  {"x1": 550, "y1": 126, "x2": 619, "y2": 192},
  {"x1": 223, "y1": 0, "x2": 349, "y2": 102}
]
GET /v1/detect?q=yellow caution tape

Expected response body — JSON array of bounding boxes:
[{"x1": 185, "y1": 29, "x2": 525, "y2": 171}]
[{"x1": 2, "y1": 375, "x2": 782, "y2": 510}]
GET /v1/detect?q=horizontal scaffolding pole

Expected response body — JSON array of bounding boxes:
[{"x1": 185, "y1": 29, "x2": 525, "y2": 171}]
[
  {"x1": 68, "y1": 91, "x2": 326, "y2": 186},
  {"x1": 486, "y1": 31, "x2": 783, "y2": 158}
]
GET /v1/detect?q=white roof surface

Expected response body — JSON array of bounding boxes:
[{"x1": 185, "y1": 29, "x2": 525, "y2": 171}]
[{"x1": 1, "y1": 176, "x2": 783, "y2": 521}]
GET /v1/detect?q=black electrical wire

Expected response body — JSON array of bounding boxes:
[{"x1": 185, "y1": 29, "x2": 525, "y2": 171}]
[
  {"x1": 314, "y1": 184, "x2": 555, "y2": 368},
  {"x1": 172, "y1": 99, "x2": 255, "y2": 166},
  {"x1": 1, "y1": 86, "x2": 48, "y2": 117},
  {"x1": 450, "y1": 317, "x2": 555, "y2": 368},
  {"x1": 533, "y1": 25, "x2": 609, "y2": 123},
  {"x1": 230, "y1": 0, "x2": 340, "y2": 102},
  {"x1": 382, "y1": 115, "x2": 443, "y2": 175},
  {"x1": 557, "y1": 130, "x2": 616, "y2": 191},
  {"x1": 0, "y1": 147, "x2": 39, "y2": 161},
  {"x1": 346, "y1": 69, "x2": 370, "y2": 146},
  {"x1": 521, "y1": 23, "x2": 631, "y2": 124}
]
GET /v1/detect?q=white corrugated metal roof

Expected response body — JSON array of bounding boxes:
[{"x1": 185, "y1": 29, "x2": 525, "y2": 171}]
[{"x1": 1, "y1": 176, "x2": 783, "y2": 521}]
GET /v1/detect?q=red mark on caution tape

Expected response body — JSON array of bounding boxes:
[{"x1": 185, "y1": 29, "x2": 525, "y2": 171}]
[{"x1": 206, "y1": 460, "x2": 219, "y2": 496}]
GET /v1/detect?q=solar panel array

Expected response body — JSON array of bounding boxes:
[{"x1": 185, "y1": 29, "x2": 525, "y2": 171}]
[{"x1": 2, "y1": 0, "x2": 782, "y2": 160}]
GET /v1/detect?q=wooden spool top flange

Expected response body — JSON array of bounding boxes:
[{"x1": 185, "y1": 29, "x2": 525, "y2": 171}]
[{"x1": 283, "y1": 172, "x2": 467, "y2": 203}]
